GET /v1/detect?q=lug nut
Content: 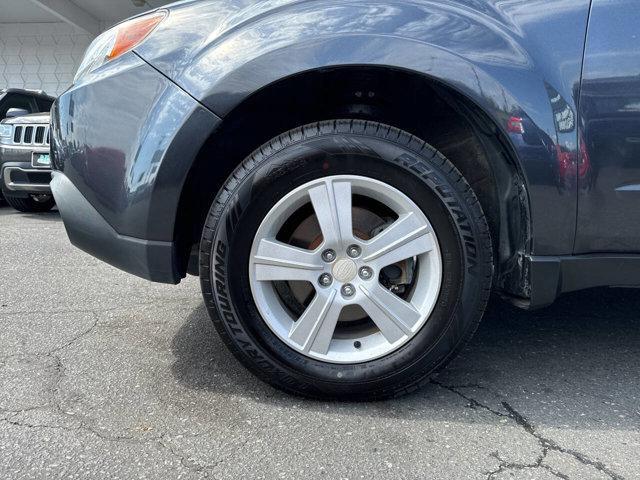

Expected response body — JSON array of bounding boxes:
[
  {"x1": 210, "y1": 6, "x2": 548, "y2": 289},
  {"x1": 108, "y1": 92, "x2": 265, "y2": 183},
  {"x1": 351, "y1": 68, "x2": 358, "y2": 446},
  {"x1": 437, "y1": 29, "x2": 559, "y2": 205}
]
[
  {"x1": 318, "y1": 273, "x2": 333, "y2": 287},
  {"x1": 347, "y1": 244, "x2": 361, "y2": 258},
  {"x1": 321, "y1": 249, "x2": 336, "y2": 262},
  {"x1": 341, "y1": 283, "x2": 356, "y2": 298},
  {"x1": 359, "y1": 266, "x2": 373, "y2": 280}
]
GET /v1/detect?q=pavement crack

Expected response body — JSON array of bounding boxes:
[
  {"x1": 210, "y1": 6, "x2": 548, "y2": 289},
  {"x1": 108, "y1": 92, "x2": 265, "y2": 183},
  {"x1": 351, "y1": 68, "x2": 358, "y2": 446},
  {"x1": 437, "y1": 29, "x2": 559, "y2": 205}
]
[
  {"x1": 0, "y1": 405, "x2": 50, "y2": 416},
  {"x1": 0, "y1": 414, "x2": 138, "y2": 443},
  {"x1": 157, "y1": 434, "x2": 209, "y2": 476},
  {"x1": 486, "y1": 449, "x2": 547, "y2": 479},
  {"x1": 49, "y1": 312, "x2": 100, "y2": 355},
  {"x1": 542, "y1": 464, "x2": 571, "y2": 480},
  {"x1": 485, "y1": 449, "x2": 572, "y2": 480},
  {"x1": 501, "y1": 401, "x2": 535, "y2": 435},
  {"x1": 501, "y1": 402, "x2": 624, "y2": 480},
  {"x1": 431, "y1": 380, "x2": 508, "y2": 418},
  {"x1": 156, "y1": 433, "x2": 251, "y2": 478},
  {"x1": 433, "y1": 381, "x2": 624, "y2": 480},
  {"x1": 0, "y1": 311, "x2": 98, "y2": 362}
]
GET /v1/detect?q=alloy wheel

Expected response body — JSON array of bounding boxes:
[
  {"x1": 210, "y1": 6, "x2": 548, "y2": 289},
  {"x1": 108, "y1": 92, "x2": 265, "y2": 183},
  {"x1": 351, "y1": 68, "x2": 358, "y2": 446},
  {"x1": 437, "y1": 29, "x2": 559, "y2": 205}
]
[{"x1": 248, "y1": 175, "x2": 442, "y2": 364}]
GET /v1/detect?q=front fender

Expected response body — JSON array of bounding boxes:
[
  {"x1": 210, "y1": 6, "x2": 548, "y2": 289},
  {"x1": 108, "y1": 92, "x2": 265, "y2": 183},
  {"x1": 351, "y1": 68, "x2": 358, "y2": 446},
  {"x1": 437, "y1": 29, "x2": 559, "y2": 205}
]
[{"x1": 136, "y1": 0, "x2": 590, "y2": 255}]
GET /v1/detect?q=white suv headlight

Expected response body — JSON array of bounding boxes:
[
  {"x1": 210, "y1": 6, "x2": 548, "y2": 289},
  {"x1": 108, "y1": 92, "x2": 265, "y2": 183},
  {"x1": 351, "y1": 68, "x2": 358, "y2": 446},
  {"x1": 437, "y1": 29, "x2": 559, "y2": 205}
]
[{"x1": 0, "y1": 123, "x2": 13, "y2": 140}]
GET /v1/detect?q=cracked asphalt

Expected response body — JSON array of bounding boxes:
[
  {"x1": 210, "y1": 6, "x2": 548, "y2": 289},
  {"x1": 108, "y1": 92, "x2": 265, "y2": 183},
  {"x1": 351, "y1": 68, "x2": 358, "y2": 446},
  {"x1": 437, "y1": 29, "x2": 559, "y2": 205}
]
[{"x1": 1, "y1": 206, "x2": 639, "y2": 480}]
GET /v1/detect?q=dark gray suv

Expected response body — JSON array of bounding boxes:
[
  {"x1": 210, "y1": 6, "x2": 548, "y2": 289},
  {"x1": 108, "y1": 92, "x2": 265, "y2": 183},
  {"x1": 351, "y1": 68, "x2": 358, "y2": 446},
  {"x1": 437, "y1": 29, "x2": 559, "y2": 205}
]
[{"x1": 50, "y1": 0, "x2": 640, "y2": 399}]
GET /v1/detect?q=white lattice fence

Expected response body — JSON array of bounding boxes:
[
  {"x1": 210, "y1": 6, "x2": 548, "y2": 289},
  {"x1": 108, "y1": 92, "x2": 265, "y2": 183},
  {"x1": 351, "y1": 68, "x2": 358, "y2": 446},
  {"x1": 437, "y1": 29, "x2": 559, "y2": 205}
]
[{"x1": 0, "y1": 23, "x2": 92, "y2": 97}]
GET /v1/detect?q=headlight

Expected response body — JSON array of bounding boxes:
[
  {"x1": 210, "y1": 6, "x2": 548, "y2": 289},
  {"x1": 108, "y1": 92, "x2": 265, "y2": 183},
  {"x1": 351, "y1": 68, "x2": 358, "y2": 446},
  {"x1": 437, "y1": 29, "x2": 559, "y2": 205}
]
[
  {"x1": 74, "y1": 10, "x2": 167, "y2": 83},
  {"x1": 0, "y1": 124, "x2": 13, "y2": 139}
]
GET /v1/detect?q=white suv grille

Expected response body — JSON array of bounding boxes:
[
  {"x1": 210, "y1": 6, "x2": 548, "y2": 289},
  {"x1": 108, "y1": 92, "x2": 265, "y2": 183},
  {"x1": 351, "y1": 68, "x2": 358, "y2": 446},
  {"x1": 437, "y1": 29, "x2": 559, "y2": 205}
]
[{"x1": 11, "y1": 124, "x2": 50, "y2": 146}]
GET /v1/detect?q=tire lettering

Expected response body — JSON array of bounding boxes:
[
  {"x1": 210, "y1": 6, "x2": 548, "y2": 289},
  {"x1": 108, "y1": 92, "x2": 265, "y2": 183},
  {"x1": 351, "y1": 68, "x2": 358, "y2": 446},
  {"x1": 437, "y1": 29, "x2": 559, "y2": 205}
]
[{"x1": 214, "y1": 240, "x2": 237, "y2": 325}]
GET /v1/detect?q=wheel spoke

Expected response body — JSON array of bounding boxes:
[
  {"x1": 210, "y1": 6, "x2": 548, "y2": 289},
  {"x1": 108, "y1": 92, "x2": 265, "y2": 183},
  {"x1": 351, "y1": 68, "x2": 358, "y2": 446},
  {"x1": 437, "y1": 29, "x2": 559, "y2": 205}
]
[
  {"x1": 363, "y1": 212, "x2": 435, "y2": 268},
  {"x1": 358, "y1": 283, "x2": 422, "y2": 344},
  {"x1": 253, "y1": 238, "x2": 323, "y2": 282},
  {"x1": 289, "y1": 290, "x2": 342, "y2": 354},
  {"x1": 308, "y1": 179, "x2": 353, "y2": 247}
]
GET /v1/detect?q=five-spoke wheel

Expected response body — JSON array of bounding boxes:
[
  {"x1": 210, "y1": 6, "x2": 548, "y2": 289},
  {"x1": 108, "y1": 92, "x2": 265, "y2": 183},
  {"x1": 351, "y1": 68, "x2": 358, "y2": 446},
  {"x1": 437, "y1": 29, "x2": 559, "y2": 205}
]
[{"x1": 249, "y1": 175, "x2": 442, "y2": 363}]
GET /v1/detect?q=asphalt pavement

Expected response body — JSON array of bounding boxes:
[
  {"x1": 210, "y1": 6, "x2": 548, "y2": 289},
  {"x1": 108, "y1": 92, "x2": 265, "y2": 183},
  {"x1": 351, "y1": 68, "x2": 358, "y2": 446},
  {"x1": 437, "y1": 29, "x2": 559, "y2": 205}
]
[{"x1": 0, "y1": 205, "x2": 638, "y2": 479}]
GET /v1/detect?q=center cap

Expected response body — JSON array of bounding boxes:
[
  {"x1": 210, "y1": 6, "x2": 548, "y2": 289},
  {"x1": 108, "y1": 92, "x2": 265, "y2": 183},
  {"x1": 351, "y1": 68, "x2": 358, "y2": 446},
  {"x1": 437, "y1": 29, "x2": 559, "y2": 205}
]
[{"x1": 332, "y1": 258, "x2": 357, "y2": 283}]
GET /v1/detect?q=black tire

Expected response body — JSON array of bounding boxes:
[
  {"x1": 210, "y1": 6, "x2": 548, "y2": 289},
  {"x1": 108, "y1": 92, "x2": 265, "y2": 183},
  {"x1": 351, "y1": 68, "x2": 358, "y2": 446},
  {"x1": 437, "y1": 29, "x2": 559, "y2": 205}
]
[
  {"x1": 5, "y1": 194, "x2": 55, "y2": 213},
  {"x1": 200, "y1": 120, "x2": 493, "y2": 400}
]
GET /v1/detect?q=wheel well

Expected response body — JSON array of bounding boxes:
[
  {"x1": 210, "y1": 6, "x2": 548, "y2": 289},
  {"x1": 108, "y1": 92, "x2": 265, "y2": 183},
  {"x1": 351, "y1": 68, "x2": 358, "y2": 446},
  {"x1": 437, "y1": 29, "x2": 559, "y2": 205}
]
[{"x1": 175, "y1": 66, "x2": 530, "y2": 296}]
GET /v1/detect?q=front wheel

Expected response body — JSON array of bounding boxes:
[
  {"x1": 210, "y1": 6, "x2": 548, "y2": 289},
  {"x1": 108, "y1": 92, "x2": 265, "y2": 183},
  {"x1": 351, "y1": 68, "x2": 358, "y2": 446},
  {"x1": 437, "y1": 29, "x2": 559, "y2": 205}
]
[{"x1": 200, "y1": 120, "x2": 493, "y2": 400}]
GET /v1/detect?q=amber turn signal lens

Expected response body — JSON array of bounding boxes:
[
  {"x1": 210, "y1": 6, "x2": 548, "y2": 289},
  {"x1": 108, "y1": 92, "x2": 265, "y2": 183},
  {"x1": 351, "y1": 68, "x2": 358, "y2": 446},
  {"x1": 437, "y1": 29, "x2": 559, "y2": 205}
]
[{"x1": 107, "y1": 11, "x2": 167, "y2": 61}]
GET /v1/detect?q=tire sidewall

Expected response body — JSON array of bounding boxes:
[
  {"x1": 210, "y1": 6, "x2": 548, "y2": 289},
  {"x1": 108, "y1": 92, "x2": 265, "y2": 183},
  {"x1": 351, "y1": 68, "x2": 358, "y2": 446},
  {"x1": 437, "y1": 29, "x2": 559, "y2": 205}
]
[{"x1": 4, "y1": 194, "x2": 55, "y2": 213}]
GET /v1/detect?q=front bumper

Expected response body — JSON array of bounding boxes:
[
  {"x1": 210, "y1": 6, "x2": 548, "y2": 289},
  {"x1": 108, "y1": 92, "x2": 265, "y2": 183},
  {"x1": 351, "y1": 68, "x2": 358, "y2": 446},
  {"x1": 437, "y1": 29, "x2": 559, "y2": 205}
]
[
  {"x1": 52, "y1": 171, "x2": 180, "y2": 283},
  {"x1": 0, "y1": 146, "x2": 52, "y2": 197},
  {"x1": 50, "y1": 52, "x2": 220, "y2": 283}
]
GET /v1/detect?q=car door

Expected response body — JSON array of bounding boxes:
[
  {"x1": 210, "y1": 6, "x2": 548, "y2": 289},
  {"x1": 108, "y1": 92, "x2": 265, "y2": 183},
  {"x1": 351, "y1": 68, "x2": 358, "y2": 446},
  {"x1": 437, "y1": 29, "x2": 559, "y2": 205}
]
[{"x1": 575, "y1": 0, "x2": 640, "y2": 252}]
